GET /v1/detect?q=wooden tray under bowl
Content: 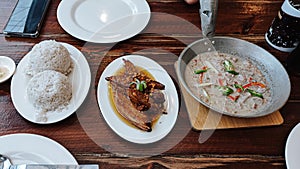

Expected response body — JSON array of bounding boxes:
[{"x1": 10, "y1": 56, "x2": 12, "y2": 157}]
[{"x1": 175, "y1": 62, "x2": 283, "y2": 130}]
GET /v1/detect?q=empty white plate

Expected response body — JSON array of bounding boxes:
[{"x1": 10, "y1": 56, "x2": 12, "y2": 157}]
[
  {"x1": 0, "y1": 133, "x2": 77, "y2": 164},
  {"x1": 286, "y1": 123, "x2": 300, "y2": 169},
  {"x1": 57, "y1": 0, "x2": 151, "y2": 43}
]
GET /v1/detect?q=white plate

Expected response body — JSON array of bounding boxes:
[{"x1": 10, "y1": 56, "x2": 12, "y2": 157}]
[
  {"x1": 97, "y1": 55, "x2": 179, "y2": 144},
  {"x1": 286, "y1": 123, "x2": 300, "y2": 169},
  {"x1": 57, "y1": 0, "x2": 151, "y2": 43},
  {"x1": 0, "y1": 56, "x2": 16, "y2": 83},
  {"x1": 0, "y1": 133, "x2": 77, "y2": 164},
  {"x1": 11, "y1": 42, "x2": 91, "y2": 124}
]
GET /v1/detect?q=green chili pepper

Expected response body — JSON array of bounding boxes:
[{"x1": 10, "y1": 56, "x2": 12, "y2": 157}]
[
  {"x1": 141, "y1": 81, "x2": 147, "y2": 90},
  {"x1": 194, "y1": 69, "x2": 208, "y2": 74},
  {"x1": 130, "y1": 79, "x2": 147, "y2": 92},
  {"x1": 247, "y1": 89, "x2": 264, "y2": 99},
  {"x1": 218, "y1": 86, "x2": 234, "y2": 96},
  {"x1": 223, "y1": 60, "x2": 239, "y2": 75},
  {"x1": 234, "y1": 84, "x2": 244, "y2": 91},
  {"x1": 227, "y1": 70, "x2": 239, "y2": 75},
  {"x1": 223, "y1": 60, "x2": 233, "y2": 70}
]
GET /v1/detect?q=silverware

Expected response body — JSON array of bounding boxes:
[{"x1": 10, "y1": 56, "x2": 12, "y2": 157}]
[
  {"x1": 199, "y1": 0, "x2": 218, "y2": 37},
  {"x1": 0, "y1": 154, "x2": 98, "y2": 169}
]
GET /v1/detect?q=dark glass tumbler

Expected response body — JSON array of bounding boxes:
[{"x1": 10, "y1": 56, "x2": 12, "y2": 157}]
[{"x1": 265, "y1": 0, "x2": 300, "y2": 52}]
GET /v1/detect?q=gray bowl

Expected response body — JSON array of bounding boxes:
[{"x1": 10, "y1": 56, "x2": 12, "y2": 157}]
[{"x1": 177, "y1": 36, "x2": 291, "y2": 118}]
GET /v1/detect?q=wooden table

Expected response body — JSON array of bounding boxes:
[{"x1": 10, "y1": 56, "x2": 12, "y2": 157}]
[{"x1": 1, "y1": 0, "x2": 299, "y2": 168}]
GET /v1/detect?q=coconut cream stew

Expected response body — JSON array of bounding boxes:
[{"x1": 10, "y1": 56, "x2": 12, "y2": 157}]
[{"x1": 185, "y1": 52, "x2": 271, "y2": 115}]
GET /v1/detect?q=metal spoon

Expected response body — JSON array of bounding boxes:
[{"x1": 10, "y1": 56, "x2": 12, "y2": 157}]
[
  {"x1": 0, "y1": 154, "x2": 11, "y2": 169},
  {"x1": 0, "y1": 154, "x2": 98, "y2": 169},
  {"x1": 199, "y1": 0, "x2": 218, "y2": 37}
]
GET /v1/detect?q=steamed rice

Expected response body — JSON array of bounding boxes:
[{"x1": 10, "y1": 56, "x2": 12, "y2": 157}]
[
  {"x1": 26, "y1": 40, "x2": 73, "y2": 76},
  {"x1": 27, "y1": 70, "x2": 72, "y2": 121}
]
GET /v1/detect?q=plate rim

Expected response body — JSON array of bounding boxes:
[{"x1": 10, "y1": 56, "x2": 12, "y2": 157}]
[
  {"x1": 0, "y1": 133, "x2": 78, "y2": 164},
  {"x1": 97, "y1": 54, "x2": 179, "y2": 144},
  {"x1": 56, "y1": 0, "x2": 151, "y2": 43},
  {"x1": 0, "y1": 55, "x2": 16, "y2": 83},
  {"x1": 285, "y1": 123, "x2": 300, "y2": 169},
  {"x1": 10, "y1": 42, "x2": 91, "y2": 124}
]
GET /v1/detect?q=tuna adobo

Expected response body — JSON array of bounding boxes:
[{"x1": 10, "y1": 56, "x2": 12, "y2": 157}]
[{"x1": 105, "y1": 59, "x2": 166, "y2": 132}]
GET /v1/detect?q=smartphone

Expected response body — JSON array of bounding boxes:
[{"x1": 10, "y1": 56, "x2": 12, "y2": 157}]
[{"x1": 3, "y1": 0, "x2": 51, "y2": 38}]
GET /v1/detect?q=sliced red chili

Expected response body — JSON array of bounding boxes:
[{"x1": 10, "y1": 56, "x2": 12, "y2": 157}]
[
  {"x1": 228, "y1": 95, "x2": 239, "y2": 102},
  {"x1": 243, "y1": 82, "x2": 266, "y2": 89}
]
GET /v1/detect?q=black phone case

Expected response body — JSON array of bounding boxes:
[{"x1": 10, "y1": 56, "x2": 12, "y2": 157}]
[{"x1": 3, "y1": 0, "x2": 51, "y2": 38}]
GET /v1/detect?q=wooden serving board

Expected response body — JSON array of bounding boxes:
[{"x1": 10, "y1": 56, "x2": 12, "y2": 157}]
[{"x1": 175, "y1": 62, "x2": 283, "y2": 130}]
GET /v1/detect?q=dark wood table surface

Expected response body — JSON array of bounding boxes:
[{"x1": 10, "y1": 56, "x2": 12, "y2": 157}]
[{"x1": 1, "y1": 0, "x2": 299, "y2": 168}]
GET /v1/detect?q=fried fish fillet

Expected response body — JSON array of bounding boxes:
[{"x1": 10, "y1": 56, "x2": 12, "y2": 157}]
[{"x1": 105, "y1": 59, "x2": 166, "y2": 132}]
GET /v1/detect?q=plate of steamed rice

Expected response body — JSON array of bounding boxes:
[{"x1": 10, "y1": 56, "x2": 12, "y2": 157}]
[{"x1": 11, "y1": 40, "x2": 91, "y2": 124}]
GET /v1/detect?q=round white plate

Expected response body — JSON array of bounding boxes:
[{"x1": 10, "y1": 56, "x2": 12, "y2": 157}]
[
  {"x1": 57, "y1": 0, "x2": 151, "y2": 43},
  {"x1": 0, "y1": 56, "x2": 16, "y2": 83},
  {"x1": 286, "y1": 123, "x2": 300, "y2": 169},
  {"x1": 0, "y1": 133, "x2": 77, "y2": 164},
  {"x1": 97, "y1": 55, "x2": 179, "y2": 144},
  {"x1": 11, "y1": 42, "x2": 91, "y2": 124}
]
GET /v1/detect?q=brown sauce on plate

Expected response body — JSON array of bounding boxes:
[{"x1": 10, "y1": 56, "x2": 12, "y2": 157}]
[{"x1": 107, "y1": 66, "x2": 158, "y2": 129}]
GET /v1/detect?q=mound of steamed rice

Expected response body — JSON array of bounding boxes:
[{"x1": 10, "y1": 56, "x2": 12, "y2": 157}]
[
  {"x1": 27, "y1": 70, "x2": 72, "y2": 113},
  {"x1": 26, "y1": 40, "x2": 73, "y2": 76}
]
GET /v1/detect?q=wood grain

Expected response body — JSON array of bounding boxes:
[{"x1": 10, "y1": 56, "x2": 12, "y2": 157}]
[
  {"x1": 181, "y1": 84, "x2": 284, "y2": 130},
  {"x1": 0, "y1": 0, "x2": 299, "y2": 168},
  {"x1": 75, "y1": 153, "x2": 285, "y2": 169}
]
